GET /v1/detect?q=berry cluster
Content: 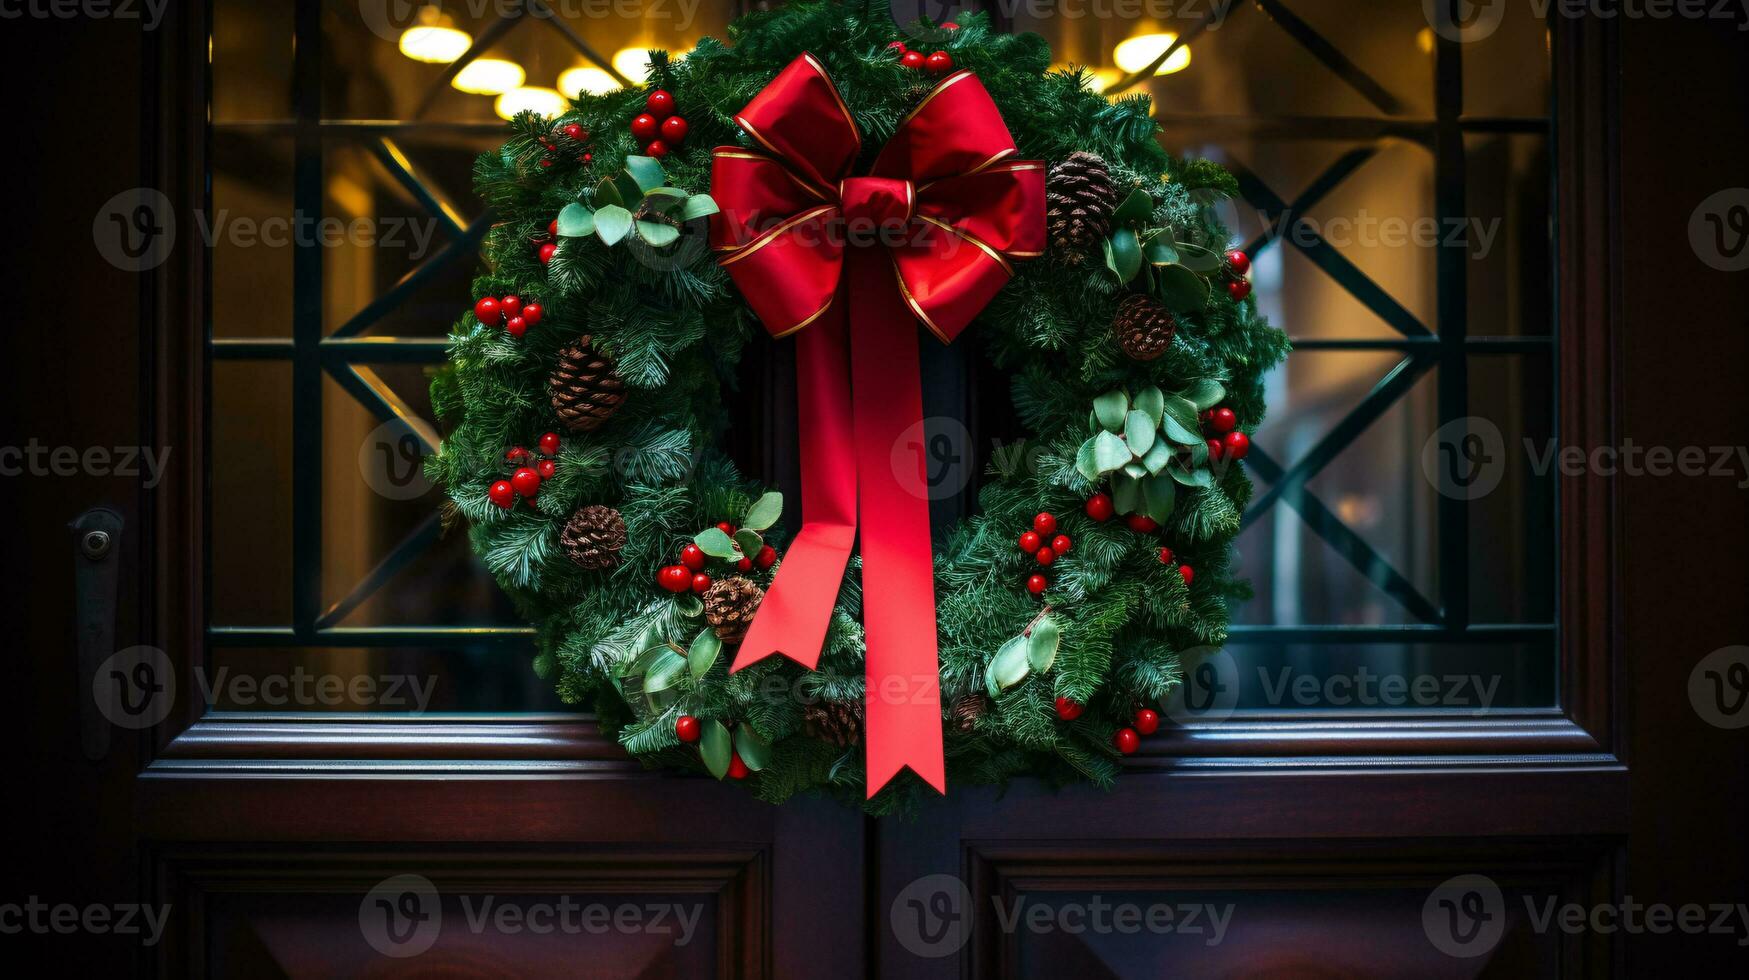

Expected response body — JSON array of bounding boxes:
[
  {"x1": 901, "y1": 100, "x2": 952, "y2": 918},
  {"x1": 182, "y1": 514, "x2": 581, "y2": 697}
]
[
  {"x1": 536, "y1": 121, "x2": 593, "y2": 170},
  {"x1": 887, "y1": 26, "x2": 956, "y2": 73},
  {"x1": 487, "y1": 432, "x2": 562, "y2": 509},
  {"x1": 656, "y1": 520, "x2": 777, "y2": 594},
  {"x1": 1050, "y1": 697, "x2": 1160, "y2": 755},
  {"x1": 1083, "y1": 492, "x2": 1194, "y2": 586},
  {"x1": 1018, "y1": 512, "x2": 1071, "y2": 595},
  {"x1": 1222, "y1": 249, "x2": 1253, "y2": 302},
  {"x1": 474, "y1": 293, "x2": 544, "y2": 338},
  {"x1": 1201, "y1": 404, "x2": 1250, "y2": 464},
  {"x1": 672, "y1": 715, "x2": 751, "y2": 779},
  {"x1": 629, "y1": 89, "x2": 688, "y2": 159}
]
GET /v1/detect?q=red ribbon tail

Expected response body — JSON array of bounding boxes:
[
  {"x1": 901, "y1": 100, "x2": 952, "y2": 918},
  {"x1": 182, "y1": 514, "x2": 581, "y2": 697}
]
[
  {"x1": 849, "y1": 249, "x2": 947, "y2": 798},
  {"x1": 732, "y1": 312, "x2": 858, "y2": 673}
]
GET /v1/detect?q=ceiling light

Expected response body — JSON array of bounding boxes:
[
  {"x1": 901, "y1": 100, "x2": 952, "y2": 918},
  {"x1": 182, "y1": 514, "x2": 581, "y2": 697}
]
[
  {"x1": 1113, "y1": 33, "x2": 1192, "y2": 76},
  {"x1": 399, "y1": 25, "x2": 472, "y2": 64},
  {"x1": 452, "y1": 58, "x2": 525, "y2": 96},
  {"x1": 495, "y1": 86, "x2": 566, "y2": 121},
  {"x1": 558, "y1": 66, "x2": 621, "y2": 97}
]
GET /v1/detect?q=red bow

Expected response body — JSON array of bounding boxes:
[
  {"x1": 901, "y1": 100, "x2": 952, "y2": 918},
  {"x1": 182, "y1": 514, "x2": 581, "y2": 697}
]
[{"x1": 710, "y1": 53, "x2": 1043, "y2": 796}]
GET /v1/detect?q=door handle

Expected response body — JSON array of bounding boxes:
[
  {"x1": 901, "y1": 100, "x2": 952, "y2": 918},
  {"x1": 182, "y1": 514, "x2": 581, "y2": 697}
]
[{"x1": 72, "y1": 507, "x2": 124, "y2": 761}]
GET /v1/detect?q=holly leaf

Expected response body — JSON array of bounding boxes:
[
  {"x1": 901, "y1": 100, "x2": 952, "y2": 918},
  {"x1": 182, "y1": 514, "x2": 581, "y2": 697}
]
[
  {"x1": 635, "y1": 220, "x2": 681, "y2": 247},
  {"x1": 681, "y1": 194, "x2": 720, "y2": 220},
  {"x1": 687, "y1": 628, "x2": 721, "y2": 679},
  {"x1": 1182, "y1": 379, "x2": 1226, "y2": 411},
  {"x1": 987, "y1": 634, "x2": 1032, "y2": 695},
  {"x1": 1027, "y1": 615, "x2": 1061, "y2": 673},
  {"x1": 1124, "y1": 410, "x2": 1156, "y2": 458},
  {"x1": 593, "y1": 204, "x2": 633, "y2": 246},
  {"x1": 733, "y1": 726, "x2": 772, "y2": 771},
  {"x1": 1093, "y1": 390, "x2": 1129, "y2": 432},
  {"x1": 1075, "y1": 437, "x2": 1101, "y2": 482},
  {"x1": 1093, "y1": 430, "x2": 1131, "y2": 473},
  {"x1": 1132, "y1": 386, "x2": 1165, "y2": 427},
  {"x1": 1143, "y1": 472, "x2": 1177, "y2": 524},
  {"x1": 556, "y1": 202, "x2": 594, "y2": 238},
  {"x1": 1112, "y1": 187, "x2": 1153, "y2": 226},
  {"x1": 700, "y1": 719, "x2": 732, "y2": 779},
  {"x1": 1106, "y1": 228, "x2": 1142, "y2": 283},
  {"x1": 734, "y1": 529, "x2": 764, "y2": 558},
  {"x1": 624, "y1": 154, "x2": 666, "y2": 192},
  {"x1": 743, "y1": 491, "x2": 783, "y2": 531},
  {"x1": 1154, "y1": 261, "x2": 1210, "y2": 311},
  {"x1": 695, "y1": 527, "x2": 741, "y2": 560}
]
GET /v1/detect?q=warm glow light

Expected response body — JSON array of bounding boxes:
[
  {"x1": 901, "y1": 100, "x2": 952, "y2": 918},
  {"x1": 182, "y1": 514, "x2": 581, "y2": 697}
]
[
  {"x1": 1053, "y1": 65, "x2": 1125, "y2": 96},
  {"x1": 1416, "y1": 27, "x2": 1435, "y2": 54},
  {"x1": 399, "y1": 25, "x2": 472, "y2": 64},
  {"x1": 1113, "y1": 33, "x2": 1192, "y2": 76},
  {"x1": 558, "y1": 66, "x2": 621, "y2": 97},
  {"x1": 613, "y1": 48, "x2": 652, "y2": 83},
  {"x1": 452, "y1": 58, "x2": 525, "y2": 95},
  {"x1": 495, "y1": 86, "x2": 566, "y2": 121}
]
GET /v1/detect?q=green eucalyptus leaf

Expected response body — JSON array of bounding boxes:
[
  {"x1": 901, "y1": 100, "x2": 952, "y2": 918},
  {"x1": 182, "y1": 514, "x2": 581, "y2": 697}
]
[
  {"x1": 1110, "y1": 471, "x2": 1142, "y2": 514},
  {"x1": 694, "y1": 527, "x2": 740, "y2": 559},
  {"x1": 593, "y1": 204, "x2": 632, "y2": 246},
  {"x1": 1124, "y1": 410, "x2": 1156, "y2": 457},
  {"x1": 688, "y1": 629, "x2": 722, "y2": 679},
  {"x1": 1093, "y1": 430, "x2": 1131, "y2": 473},
  {"x1": 675, "y1": 594, "x2": 704, "y2": 618},
  {"x1": 635, "y1": 220, "x2": 681, "y2": 247},
  {"x1": 1161, "y1": 413, "x2": 1202, "y2": 447},
  {"x1": 1108, "y1": 227, "x2": 1142, "y2": 283},
  {"x1": 1075, "y1": 438, "x2": 1101, "y2": 482},
  {"x1": 556, "y1": 202, "x2": 595, "y2": 238},
  {"x1": 1143, "y1": 236, "x2": 1180, "y2": 266},
  {"x1": 1163, "y1": 396, "x2": 1202, "y2": 439},
  {"x1": 733, "y1": 726, "x2": 772, "y2": 771},
  {"x1": 1027, "y1": 616, "x2": 1061, "y2": 673},
  {"x1": 743, "y1": 491, "x2": 783, "y2": 531},
  {"x1": 681, "y1": 194, "x2": 720, "y2": 220},
  {"x1": 1140, "y1": 437, "x2": 1175, "y2": 476},
  {"x1": 1173, "y1": 239, "x2": 1223, "y2": 273},
  {"x1": 1169, "y1": 459, "x2": 1216, "y2": 488},
  {"x1": 1182, "y1": 379, "x2": 1226, "y2": 411},
  {"x1": 734, "y1": 529, "x2": 764, "y2": 557},
  {"x1": 594, "y1": 176, "x2": 624, "y2": 209},
  {"x1": 640, "y1": 187, "x2": 689, "y2": 213},
  {"x1": 988, "y1": 634, "x2": 1032, "y2": 693},
  {"x1": 1132, "y1": 386, "x2": 1165, "y2": 426},
  {"x1": 700, "y1": 720, "x2": 732, "y2": 779},
  {"x1": 1143, "y1": 472, "x2": 1178, "y2": 524},
  {"x1": 1093, "y1": 390, "x2": 1129, "y2": 432},
  {"x1": 1187, "y1": 439, "x2": 1211, "y2": 467},
  {"x1": 1154, "y1": 262, "x2": 1210, "y2": 311},
  {"x1": 624, "y1": 155, "x2": 665, "y2": 192},
  {"x1": 1123, "y1": 461, "x2": 1148, "y2": 479},
  {"x1": 613, "y1": 170, "x2": 644, "y2": 206},
  {"x1": 1112, "y1": 187, "x2": 1153, "y2": 226}
]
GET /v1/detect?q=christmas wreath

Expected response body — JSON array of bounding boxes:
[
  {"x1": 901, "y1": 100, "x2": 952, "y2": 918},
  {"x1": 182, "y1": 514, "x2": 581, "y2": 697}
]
[{"x1": 427, "y1": 1, "x2": 1289, "y2": 812}]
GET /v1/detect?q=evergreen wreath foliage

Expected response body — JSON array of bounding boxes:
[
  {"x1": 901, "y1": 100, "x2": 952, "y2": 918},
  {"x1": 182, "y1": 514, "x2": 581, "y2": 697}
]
[{"x1": 427, "y1": 0, "x2": 1290, "y2": 812}]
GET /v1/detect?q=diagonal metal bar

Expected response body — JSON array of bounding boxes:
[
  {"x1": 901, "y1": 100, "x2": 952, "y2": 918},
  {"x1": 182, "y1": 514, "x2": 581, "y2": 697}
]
[
  {"x1": 371, "y1": 138, "x2": 466, "y2": 238},
  {"x1": 1239, "y1": 146, "x2": 1379, "y2": 258},
  {"x1": 1244, "y1": 449, "x2": 1444, "y2": 624},
  {"x1": 412, "y1": 11, "x2": 525, "y2": 120},
  {"x1": 1244, "y1": 354, "x2": 1433, "y2": 521},
  {"x1": 531, "y1": 0, "x2": 634, "y2": 91},
  {"x1": 1252, "y1": 0, "x2": 1408, "y2": 115},
  {"x1": 327, "y1": 363, "x2": 440, "y2": 454},
  {"x1": 329, "y1": 211, "x2": 492, "y2": 339},
  {"x1": 317, "y1": 511, "x2": 443, "y2": 629}
]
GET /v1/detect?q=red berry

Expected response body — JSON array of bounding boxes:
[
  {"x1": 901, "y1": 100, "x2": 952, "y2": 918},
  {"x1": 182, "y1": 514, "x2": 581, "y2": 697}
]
[
  {"x1": 1227, "y1": 279, "x2": 1252, "y2": 302},
  {"x1": 1222, "y1": 430, "x2": 1251, "y2": 461},
  {"x1": 900, "y1": 50, "x2": 926, "y2": 69},
  {"x1": 1050, "y1": 534, "x2": 1071, "y2": 554},
  {"x1": 1035, "y1": 546, "x2": 1056, "y2": 566},
  {"x1": 943, "y1": 21, "x2": 961, "y2": 29},
  {"x1": 1158, "y1": 546, "x2": 1174, "y2": 564},
  {"x1": 521, "y1": 303, "x2": 543, "y2": 326},
  {"x1": 1113, "y1": 728, "x2": 1140, "y2": 754},
  {"x1": 630, "y1": 113, "x2": 659, "y2": 141},
  {"x1": 488, "y1": 480, "x2": 515, "y2": 509},
  {"x1": 1054, "y1": 697, "x2": 1083, "y2": 720},
  {"x1": 1225, "y1": 250, "x2": 1250, "y2": 275},
  {"x1": 1032, "y1": 513, "x2": 1057, "y2": 537},
  {"x1": 538, "y1": 242, "x2": 557, "y2": 264},
  {"x1": 538, "y1": 158, "x2": 553, "y2": 168},
  {"x1": 727, "y1": 752, "x2": 749, "y2": 779},
  {"x1": 675, "y1": 715, "x2": 701, "y2": 742},
  {"x1": 511, "y1": 466, "x2": 541, "y2": 498},
  {"x1": 1134, "y1": 709, "x2": 1160, "y2": 735},
  {"x1": 1207, "y1": 438, "x2": 1225, "y2": 462},
  {"x1": 1179, "y1": 564, "x2": 1195, "y2": 587},
  {"x1": 538, "y1": 432, "x2": 561, "y2": 455},
  {"x1": 547, "y1": 218, "x2": 558, "y2": 237},
  {"x1": 506, "y1": 446, "x2": 531, "y2": 463},
  {"x1": 500, "y1": 294, "x2": 522, "y2": 317},
  {"x1": 1018, "y1": 530, "x2": 1042, "y2": 554},
  {"x1": 536, "y1": 459, "x2": 557, "y2": 480},
  {"x1": 505, "y1": 315, "x2": 527, "y2": 338},
  {"x1": 691, "y1": 573, "x2": 712, "y2": 594},
  {"x1": 645, "y1": 140, "x2": 670, "y2": 158},
  {"x1": 925, "y1": 51, "x2": 953, "y2": 73},
  {"x1": 660, "y1": 115, "x2": 688, "y2": 145},
  {"x1": 1126, "y1": 514, "x2": 1158, "y2": 533},
  {"x1": 1208, "y1": 407, "x2": 1238, "y2": 434},
  {"x1": 563, "y1": 122, "x2": 585, "y2": 141},
  {"x1": 1026, "y1": 574, "x2": 1048, "y2": 595},
  {"x1": 646, "y1": 89, "x2": 675, "y2": 118},
  {"x1": 582, "y1": 153, "x2": 593, "y2": 163},
  {"x1": 756, "y1": 545, "x2": 777, "y2": 570},
  {"x1": 1085, "y1": 493, "x2": 1115, "y2": 522},
  {"x1": 737, "y1": 557, "x2": 754, "y2": 572},
  {"x1": 886, "y1": 40, "x2": 908, "y2": 52},
  {"x1": 679, "y1": 543, "x2": 706, "y2": 571},
  {"x1": 657, "y1": 565, "x2": 691, "y2": 592},
  {"x1": 716, "y1": 522, "x2": 736, "y2": 536},
  {"x1": 474, "y1": 296, "x2": 501, "y2": 326}
]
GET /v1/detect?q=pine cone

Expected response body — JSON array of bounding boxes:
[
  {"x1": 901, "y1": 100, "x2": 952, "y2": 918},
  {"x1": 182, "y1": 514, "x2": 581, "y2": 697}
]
[
  {"x1": 950, "y1": 693, "x2": 990, "y2": 733},
  {"x1": 549, "y1": 335, "x2": 627, "y2": 433},
  {"x1": 803, "y1": 699, "x2": 864, "y2": 748},
  {"x1": 1046, "y1": 151, "x2": 1119, "y2": 256},
  {"x1": 703, "y1": 576, "x2": 764, "y2": 642},
  {"x1": 559, "y1": 504, "x2": 626, "y2": 571},
  {"x1": 1113, "y1": 294, "x2": 1178, "y2": 361}
]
